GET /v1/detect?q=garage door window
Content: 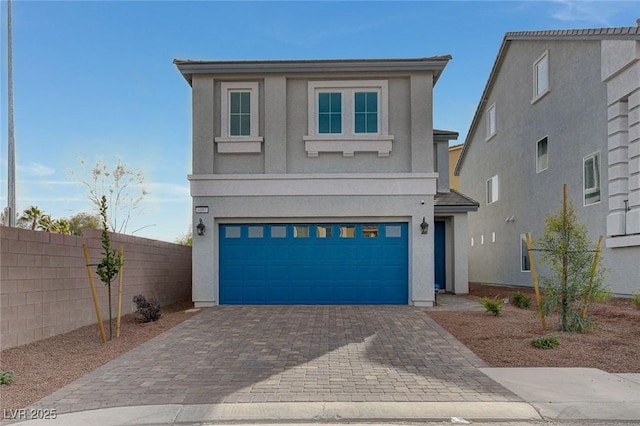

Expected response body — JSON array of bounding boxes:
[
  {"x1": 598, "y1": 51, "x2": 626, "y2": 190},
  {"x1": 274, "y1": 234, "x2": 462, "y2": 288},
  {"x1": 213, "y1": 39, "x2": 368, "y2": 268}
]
[
  {"x1": 317, "y1": 225, "x2": 333, "y2": 238},
  {"x1": 225, "y1": 226, "x2": 241, "y2": 238},
  {"x1": 340, "y1": 225, "x2": 356, "y2": 238},
  {"x1": 248, "y1": 226, "x2": 263, "y2": 238},
  {"x1": 363, "y1": 225, "x2": 379, "y2": 238},
  {"x1": 386, "y1": 225, "x2": 402, "y2": 237},
  {"x1": 294, "y1": 225, "x2": 310, "y2": 238},
  {"x1": 271, "y1": 226, "x2": 287, "y2": 238}
]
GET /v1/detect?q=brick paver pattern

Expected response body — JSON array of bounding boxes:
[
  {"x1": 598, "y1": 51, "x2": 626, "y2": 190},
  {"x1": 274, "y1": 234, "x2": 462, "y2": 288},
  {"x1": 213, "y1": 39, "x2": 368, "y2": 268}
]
[{"x1": 31, "y1": 306, "x2": 520, "y2": 413}]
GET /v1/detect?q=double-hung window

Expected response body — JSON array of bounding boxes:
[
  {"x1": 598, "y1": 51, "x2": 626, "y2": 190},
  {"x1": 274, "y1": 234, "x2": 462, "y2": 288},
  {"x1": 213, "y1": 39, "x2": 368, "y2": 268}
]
[
  {"x1": 304, "y1": 80, "x2": 393, "y2": 157},
  {"x1": 487, "y1": 175, "x2": 499, "y2": 205},
  {"x1": 215, "y1": 82, "x2": 263, "y2": 153},
  {"x1": 584, "y1": 152, "x2": 601, "y2": 205},
  {"x1": 533, "y1": 51, "x2": 549, "y2": 102}
]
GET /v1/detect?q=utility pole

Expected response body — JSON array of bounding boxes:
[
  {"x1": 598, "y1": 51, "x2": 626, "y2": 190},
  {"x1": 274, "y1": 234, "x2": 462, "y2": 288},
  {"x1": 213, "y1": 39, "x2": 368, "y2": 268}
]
[{"x1": 6, "y1": 0, "x2": 16, "y2": 226}]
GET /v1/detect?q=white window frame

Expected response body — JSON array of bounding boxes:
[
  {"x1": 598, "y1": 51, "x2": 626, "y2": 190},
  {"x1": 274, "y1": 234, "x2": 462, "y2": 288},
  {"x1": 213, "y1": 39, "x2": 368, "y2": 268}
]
[
  {"x1": 486, "y1": 103, "x2": 496, "y2": 140},
  {"x1": 583, "y1": 151, "x2": 601, "y2": 206},
  {"x1": 486, "y1": 174, "x2": 499, "y2": 205},
  {"x1": 520, "y1": 233, "x2": 531, "y2": 272},
  {"x1": 536, "y1": 136, "x2": 549, "y2": 173},
  {"x1": 304, "y1": 80, "x2": 394, "y2": 157},
  {"x1": 532, "y1": 50, "x2": 550, "y2": 103},
  {"x1": 215, "y1": 82, "x2": 263, "y2": 153}
]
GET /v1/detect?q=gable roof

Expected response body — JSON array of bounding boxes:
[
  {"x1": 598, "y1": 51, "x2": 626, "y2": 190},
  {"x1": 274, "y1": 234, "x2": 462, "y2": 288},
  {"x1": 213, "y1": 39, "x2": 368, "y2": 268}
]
[
  {"x1": 454, "y1": 25, "x2": 640, "y2": 176},
  {"x1": 174, "y1": 56, "x2": 452, "y2": 86}
]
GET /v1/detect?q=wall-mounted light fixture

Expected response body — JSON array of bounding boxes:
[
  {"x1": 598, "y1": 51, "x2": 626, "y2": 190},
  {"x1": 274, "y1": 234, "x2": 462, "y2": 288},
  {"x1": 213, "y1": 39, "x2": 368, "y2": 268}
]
[
  {"x1": 420, "y1": 217, "x2": 429, "y2": 234},
  {"x1": 196, "y1": 218, "x2": 206, "y2": 236}
]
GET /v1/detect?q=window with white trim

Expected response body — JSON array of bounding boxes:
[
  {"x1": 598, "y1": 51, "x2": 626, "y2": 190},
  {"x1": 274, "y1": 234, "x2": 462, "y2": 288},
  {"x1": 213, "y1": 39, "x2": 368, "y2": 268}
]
[
  {"x1": 536, "y1": 137, "x2": 548, "y2": 172},
  {"x1": 215, "y1": 82, "x2": 263, "y2": 153},
  {"x1": 304, "y1": 80, "x2": 393, "y2": 157},
  {"x1": 486, "y1": 175, "x2": 499, "y2": 204},
  {"x1": 533, "y1": 51, "x2": 549, "y2": 101},
  {"x1": 486, "y1": 103, "x2": 496, "y2": 140},
  {"x1": 584, "y1": 152, "x2": 601, "y2": 205},
  {"x1": 521, "y1": 234, "x2": 531, "y2": 272}
]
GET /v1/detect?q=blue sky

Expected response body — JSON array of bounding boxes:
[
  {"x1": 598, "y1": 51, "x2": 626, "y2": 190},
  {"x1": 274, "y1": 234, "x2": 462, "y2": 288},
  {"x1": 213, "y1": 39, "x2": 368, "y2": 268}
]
[{"x1": 1, "y1": 0, "x2": 638, "y2": 242}]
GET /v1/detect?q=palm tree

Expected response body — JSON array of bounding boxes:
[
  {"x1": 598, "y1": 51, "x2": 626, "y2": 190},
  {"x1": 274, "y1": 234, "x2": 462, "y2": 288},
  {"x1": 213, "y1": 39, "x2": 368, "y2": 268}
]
[
  {"x1": 38, "y1": 215, "x2": 53, "y2": 232},
  {"x1": 51, "y1": 218, "x2": 71, "y2": 235},
  {"x1": 17, "y1": 206, "x2": 45, "y2": 230}
]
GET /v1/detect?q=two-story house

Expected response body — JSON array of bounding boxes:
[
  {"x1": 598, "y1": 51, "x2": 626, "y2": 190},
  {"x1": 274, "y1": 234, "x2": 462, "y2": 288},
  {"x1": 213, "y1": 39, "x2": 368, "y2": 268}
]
[
  {"x1": 175, "y1": 57, "x2": 478, "y2": 307},
  {"x1": 456, "y1": 25, "x2": 640, "y2": 295}
]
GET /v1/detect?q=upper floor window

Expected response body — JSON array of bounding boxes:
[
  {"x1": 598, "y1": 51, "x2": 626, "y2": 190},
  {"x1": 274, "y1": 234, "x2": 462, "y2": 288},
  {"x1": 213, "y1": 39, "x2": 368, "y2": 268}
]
[
  {"x1": 486, "y1": 103, "x2": 496, "y2": 140},
  {"x1": 533, "y1": 51, "x2": 549, "y2": 102},
  {"x1": 486, "y1": 174, "x2": 499, "y2": 204},
  {"x1": 215, "y1": 82, "x2": 263, "y2": 153},
  {"x1": 318, "y1": 92, "x2": 342, "y2": 134},
  {"x1": 584, "y1": 152, "x2": 601, "y2": 205},
  {"x1": 229, "y1": 91, "x2": 251, "y2": 136},
  {"x1": 354, "y1": 91, "x2": 378, "y2": 133},
  {"x1": 536, "y1": 137, "x2": 548, "y2": 173},
  {"x1": 304, "y1": 80, "x2": 393, "y2": 157}
]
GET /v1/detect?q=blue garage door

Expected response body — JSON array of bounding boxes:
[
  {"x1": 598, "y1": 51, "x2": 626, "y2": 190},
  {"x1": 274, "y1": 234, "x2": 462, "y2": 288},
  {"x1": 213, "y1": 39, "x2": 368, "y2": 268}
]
[{"x1": 219, "y1": 223, "x2": 408, "y2": 304}]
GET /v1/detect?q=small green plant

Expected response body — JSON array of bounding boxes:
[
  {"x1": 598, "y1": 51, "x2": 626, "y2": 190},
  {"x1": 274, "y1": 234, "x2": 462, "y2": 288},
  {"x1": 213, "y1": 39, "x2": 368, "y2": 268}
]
[
  {"x1": 480, "y1": 296, "x2": 504, "y2": 316},
  {"x1": 512, "y1": 291, "x2": 532, "y2": 309},
  {"x1": 632, "y1": 293, "x2": 640, "y2": 310},
  {"x1": 0, "y1": 370, "x2": 15, "y2": 385},
  {"x1": 531, "y1": 335, "x2": 560, "y2": 349},
  {"x1": 133, "y1": 295, "x2": 161, "y2": 323}
]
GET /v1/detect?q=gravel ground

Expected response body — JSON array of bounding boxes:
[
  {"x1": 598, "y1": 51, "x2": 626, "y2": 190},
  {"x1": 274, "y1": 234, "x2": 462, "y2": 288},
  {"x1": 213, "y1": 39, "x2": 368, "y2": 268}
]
[
  {"x1": 0, "y1": 301, "x2": 201, "y2": 412},
  {"x1": 1, "y1": 284, "x2": 639, "y2": 413},
  {"x1": 428, "y1": 284, "x2": 640, "y2": 373}
]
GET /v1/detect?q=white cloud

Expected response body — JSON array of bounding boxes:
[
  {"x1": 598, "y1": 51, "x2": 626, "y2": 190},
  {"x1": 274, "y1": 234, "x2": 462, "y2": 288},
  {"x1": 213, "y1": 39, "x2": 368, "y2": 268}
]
[
  {"x1": 548, "y1": 0, "x2": 626, "y2": 26},
  {"x1": 17, "y1": 162, "x2": 56, "y2": 177}
]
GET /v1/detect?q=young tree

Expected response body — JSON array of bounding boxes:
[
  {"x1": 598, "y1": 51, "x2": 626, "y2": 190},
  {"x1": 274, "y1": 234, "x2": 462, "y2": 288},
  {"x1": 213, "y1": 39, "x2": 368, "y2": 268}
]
[
  {"x1": 537, "y1": 189, "x2": 609, "y2": 332},
  {"x1": 72, "y1": 158, "x2": 147, "y2": 234},
  {"x1": 175, "y1": 228, "x2": 193, "y2": 246},
  {"x1": 96, "y1": 196, "x2": 124, "y2": 340}
]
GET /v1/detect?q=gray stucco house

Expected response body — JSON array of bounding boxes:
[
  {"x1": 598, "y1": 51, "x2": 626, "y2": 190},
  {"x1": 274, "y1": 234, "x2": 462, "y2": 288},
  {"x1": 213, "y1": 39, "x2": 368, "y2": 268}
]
[
  {"x1": 174, "y1": 57, "x2": 478, "y2": 307},
  {"x1": 455, "y1": 25, "x2": 640, "y2": 296}
]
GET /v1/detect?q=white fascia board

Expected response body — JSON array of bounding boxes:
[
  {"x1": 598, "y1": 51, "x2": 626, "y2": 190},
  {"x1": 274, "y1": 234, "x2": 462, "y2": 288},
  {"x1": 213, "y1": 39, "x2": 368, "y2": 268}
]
[{"x1": 188, "y1": 173, "x2": 438, "y2": 197}]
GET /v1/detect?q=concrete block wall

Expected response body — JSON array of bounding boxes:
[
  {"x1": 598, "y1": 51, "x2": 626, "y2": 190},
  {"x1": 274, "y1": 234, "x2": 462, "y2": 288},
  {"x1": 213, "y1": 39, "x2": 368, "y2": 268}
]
[{"x1": 0, "y1": 227, "x2": 192, "y2": 350}]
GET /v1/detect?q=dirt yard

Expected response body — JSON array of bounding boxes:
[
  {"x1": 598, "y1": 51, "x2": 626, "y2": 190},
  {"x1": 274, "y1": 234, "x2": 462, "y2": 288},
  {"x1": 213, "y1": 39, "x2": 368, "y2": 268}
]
[
  {"x1": 428, "y1": 283, "x2": 640, "y2": 373},
  {"x1": 1, "y1": 285, "x2": 639, "y2": 412},
  {"x1": 0, "y1": 301, "x2": 201, "y2": 412}
]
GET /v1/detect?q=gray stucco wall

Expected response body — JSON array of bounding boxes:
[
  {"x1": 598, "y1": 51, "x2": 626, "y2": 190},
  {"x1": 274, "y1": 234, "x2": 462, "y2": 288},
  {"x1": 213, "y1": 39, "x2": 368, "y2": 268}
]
[{"x1": 460, "y1": 39, "x2": 639, "y2": 294}]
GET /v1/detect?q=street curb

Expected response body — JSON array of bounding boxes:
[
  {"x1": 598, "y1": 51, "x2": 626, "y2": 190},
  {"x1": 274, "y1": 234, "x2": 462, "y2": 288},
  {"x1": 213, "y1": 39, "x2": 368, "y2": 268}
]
[{"x1": 9, "y1": 402, "x2": 542, "y2": 425}]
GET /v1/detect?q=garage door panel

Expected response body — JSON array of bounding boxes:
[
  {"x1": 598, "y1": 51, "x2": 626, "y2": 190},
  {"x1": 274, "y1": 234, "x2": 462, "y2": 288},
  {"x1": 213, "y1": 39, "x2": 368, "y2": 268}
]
[{"x1": 220, "y1": 223, "x2": 408, "y2": 304}]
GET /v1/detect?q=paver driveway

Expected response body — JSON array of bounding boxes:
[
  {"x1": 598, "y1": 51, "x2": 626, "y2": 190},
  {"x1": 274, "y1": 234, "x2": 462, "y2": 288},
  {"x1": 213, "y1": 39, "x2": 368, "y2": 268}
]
[{"x1": 31, "y1": 306, "x2": 520, "y2": 414}]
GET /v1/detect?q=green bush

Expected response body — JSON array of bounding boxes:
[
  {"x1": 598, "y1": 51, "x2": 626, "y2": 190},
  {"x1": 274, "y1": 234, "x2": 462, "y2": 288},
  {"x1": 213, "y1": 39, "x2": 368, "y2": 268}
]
[
  {"x1": 0, "y1": 370, "x2": 14, "y2": 385},
  {"x1": 480, "y1": 296, "x2": 503, "y2": 316},
  {"x1": 632, "y1": 293, "x2": 640, "y2": 310},
  {"x1": 531, "y1": 335, "x2": 560, "y2": 349},
  {"x1": 512, "y1": 291, "x2": 532, "y2": 309}
]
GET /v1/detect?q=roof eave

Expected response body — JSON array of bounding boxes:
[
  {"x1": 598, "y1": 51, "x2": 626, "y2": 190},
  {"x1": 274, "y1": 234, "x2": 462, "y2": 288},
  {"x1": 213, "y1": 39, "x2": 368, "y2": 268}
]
[{"x1": 173, "y1": 56, "x2": 452, "y2": 87}]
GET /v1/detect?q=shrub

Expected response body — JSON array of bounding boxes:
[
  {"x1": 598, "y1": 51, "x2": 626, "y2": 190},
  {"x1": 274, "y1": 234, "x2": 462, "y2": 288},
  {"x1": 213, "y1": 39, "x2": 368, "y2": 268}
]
[
  {"x1": 531, "y1": 335, "x2": 560, "y2": 349},
  {"x1": 512, "y1": 291, "x2": 532, "y2": 309},
  {"x1": 632, "y1": 293, "x2": 640, "y2": 310},
  {"x1": 133, "y1": 295, "x2": 161, "y2": 323},
  {"x1": 0, "y1": 370, "x2": 14, "y2": 385},
  {"x1": 480, "y1": 296, "x2": 503, "y2": 316}
]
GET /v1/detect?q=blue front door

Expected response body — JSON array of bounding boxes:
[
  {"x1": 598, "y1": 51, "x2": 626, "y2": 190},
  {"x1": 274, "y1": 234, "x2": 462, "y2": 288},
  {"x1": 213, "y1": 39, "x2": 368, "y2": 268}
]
[
  {"x1": 219, "y1": 223, "x2": 408, "y2": 304},
  {"x1": 434, "y1": 221, "x2": 446, "y2": 291}
]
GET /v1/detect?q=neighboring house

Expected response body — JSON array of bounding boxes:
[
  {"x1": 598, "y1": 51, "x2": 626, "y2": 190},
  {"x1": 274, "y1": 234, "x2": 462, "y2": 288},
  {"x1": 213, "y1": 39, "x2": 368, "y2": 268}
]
[
  {"x1": 455, "y1": 25, "x2": 640, "y2": 296},
  {"x1": 174, "y1": 57, "x2": 478, "y2": 307},
  {"x1": 449, "y1": 143, "x2": 463, "y2": 191}
]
